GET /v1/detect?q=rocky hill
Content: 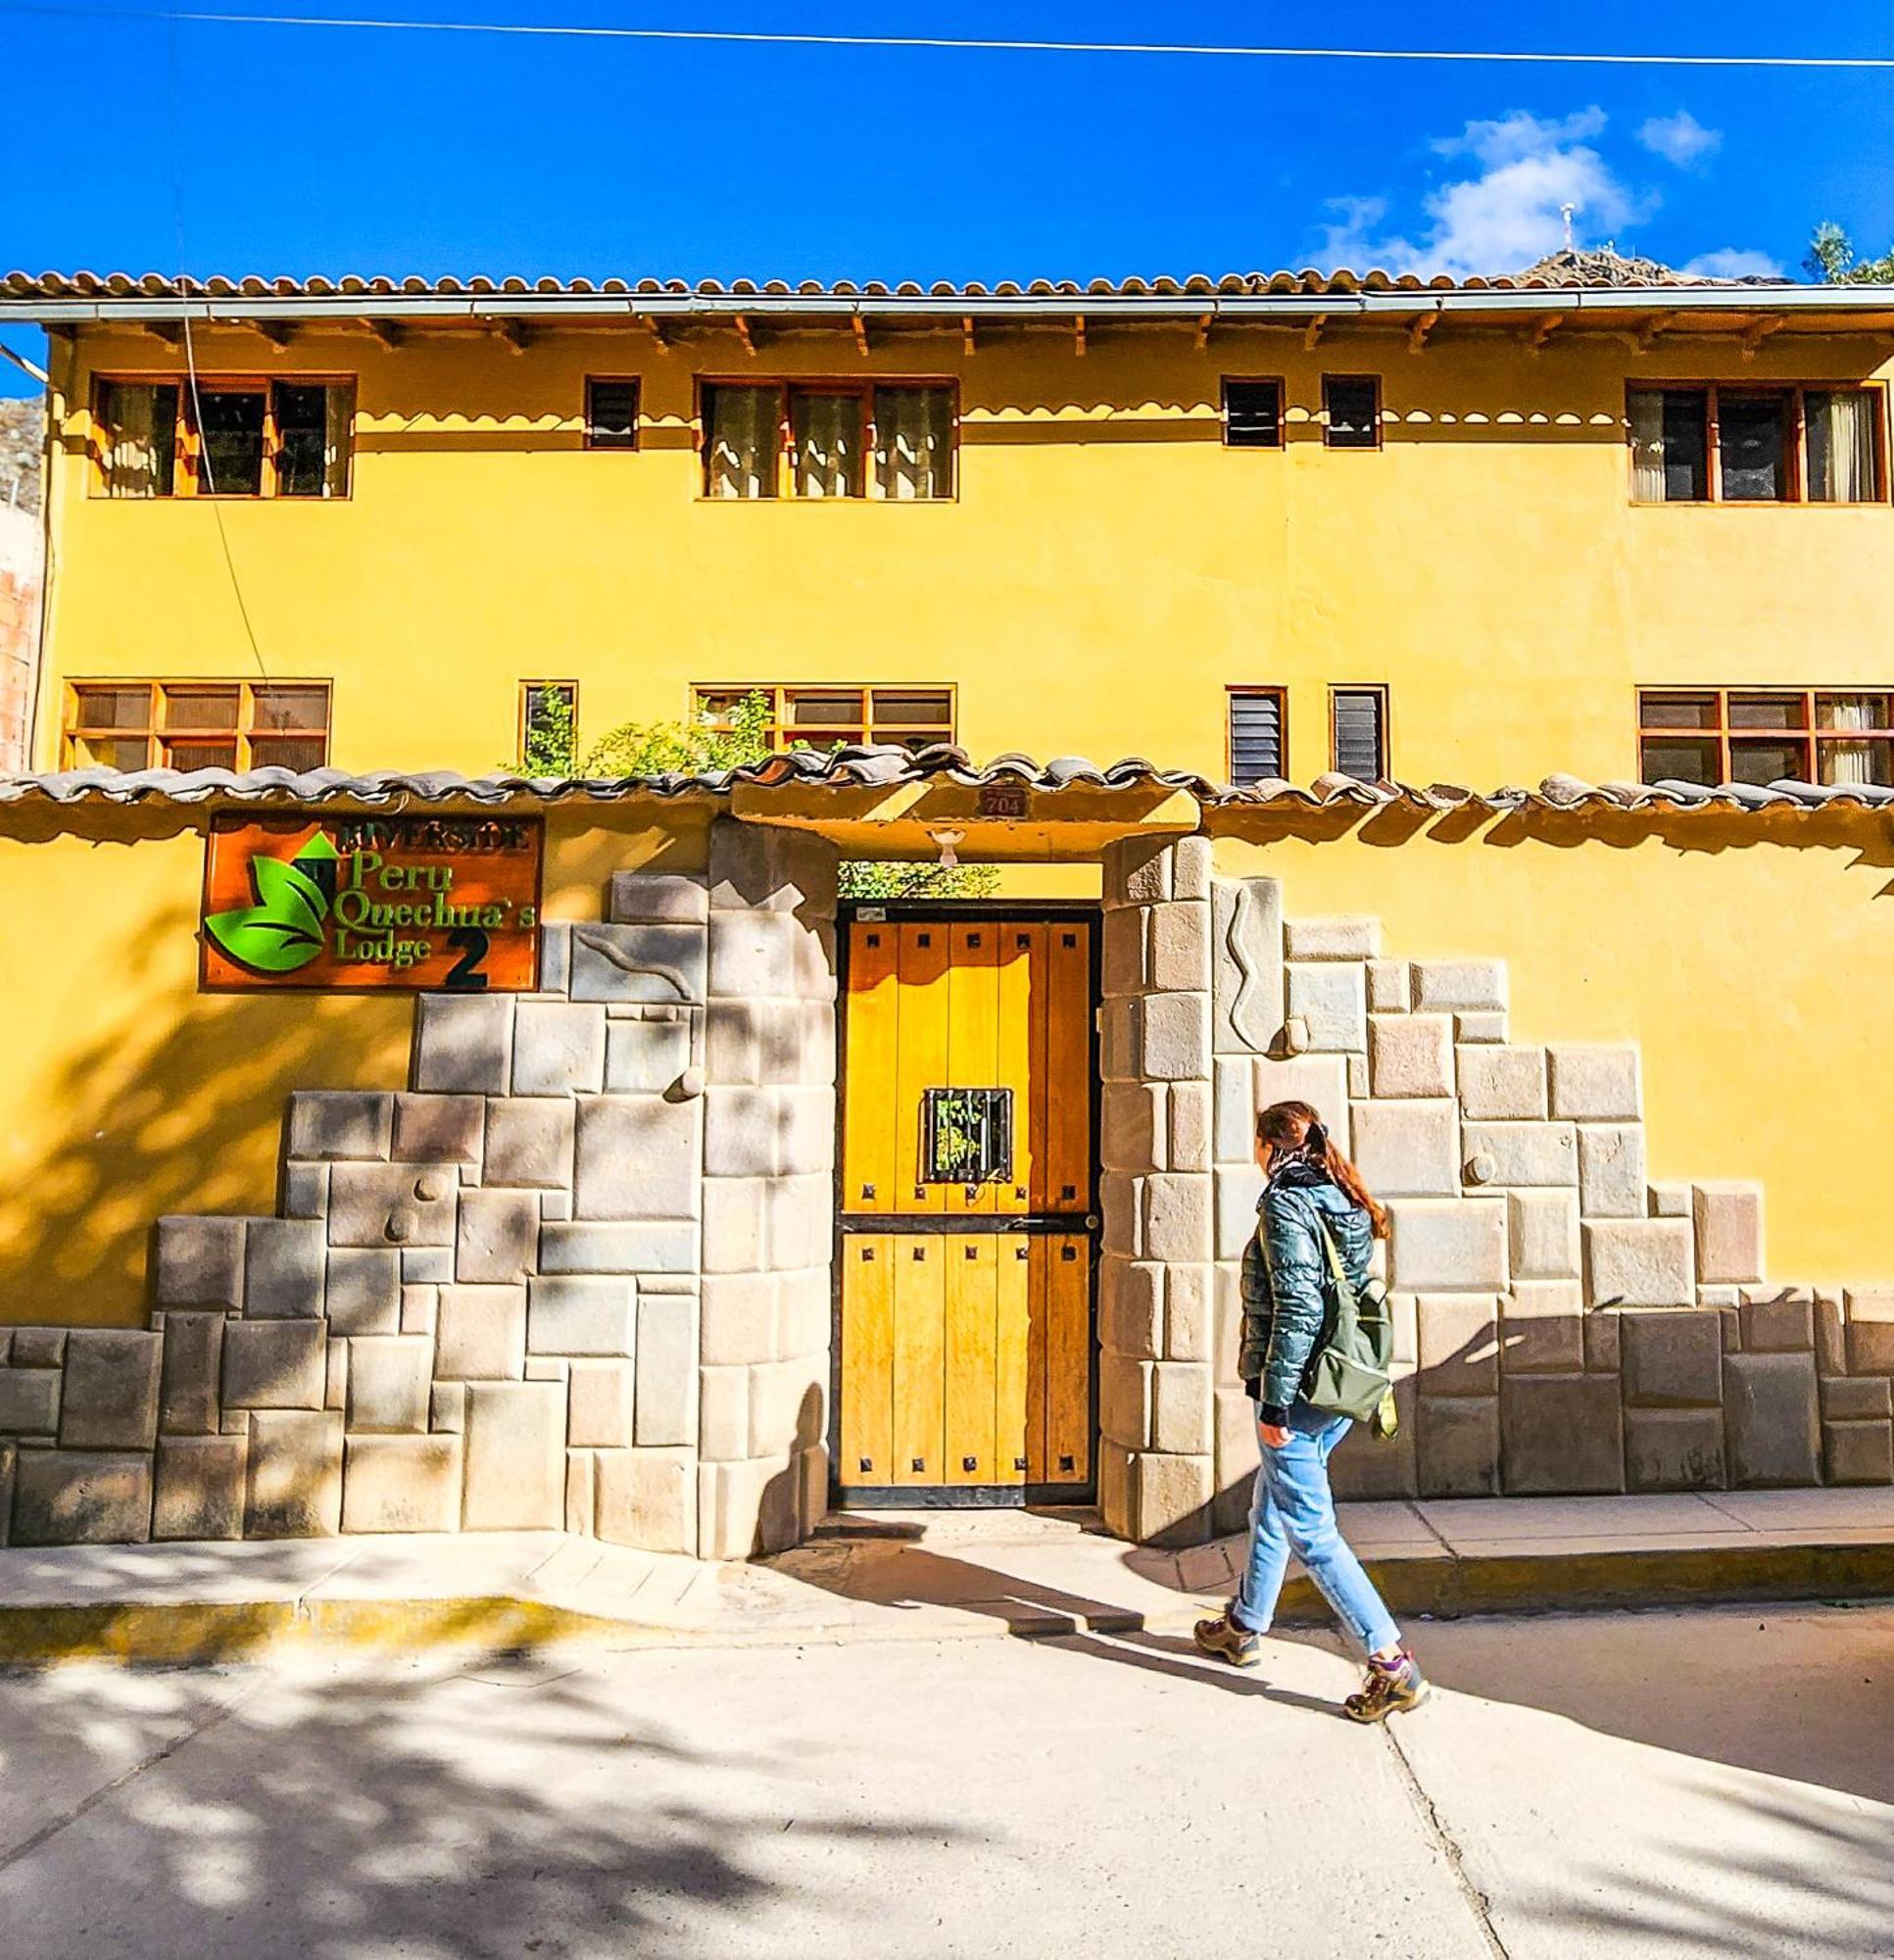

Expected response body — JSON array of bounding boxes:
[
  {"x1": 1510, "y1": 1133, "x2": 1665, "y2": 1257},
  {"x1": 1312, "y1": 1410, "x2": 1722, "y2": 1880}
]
[{"x1": 0, "y1": 396, "x2": 42, "y2": 514}]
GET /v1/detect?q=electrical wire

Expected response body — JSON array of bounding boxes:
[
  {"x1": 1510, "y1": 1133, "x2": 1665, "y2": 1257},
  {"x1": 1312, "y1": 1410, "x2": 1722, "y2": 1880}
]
[
  {"x1": 168, "y1": 11, "x2": 269, "y2": 680},
  {"x1": 4, "y1": 5, "x2": 1894, "y2": 68}
]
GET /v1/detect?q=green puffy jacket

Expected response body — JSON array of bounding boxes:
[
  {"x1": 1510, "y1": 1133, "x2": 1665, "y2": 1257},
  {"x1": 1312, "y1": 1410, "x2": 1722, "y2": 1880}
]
[{"x1": 1238, "y1": 1162, "x2": 1375, "y2": 1424}]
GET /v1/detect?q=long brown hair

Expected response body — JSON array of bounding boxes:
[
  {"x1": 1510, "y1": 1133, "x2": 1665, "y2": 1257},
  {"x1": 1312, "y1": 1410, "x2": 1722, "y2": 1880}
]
[{"x1": 1256, "y1": 1100, "x2": 1389, "y2": 1239}]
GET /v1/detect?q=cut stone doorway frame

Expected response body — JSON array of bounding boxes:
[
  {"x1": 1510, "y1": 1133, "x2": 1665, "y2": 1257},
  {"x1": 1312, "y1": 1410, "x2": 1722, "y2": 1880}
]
[{"x1": 826, "y1": 896, "x2": 1105, "y2": 1514}]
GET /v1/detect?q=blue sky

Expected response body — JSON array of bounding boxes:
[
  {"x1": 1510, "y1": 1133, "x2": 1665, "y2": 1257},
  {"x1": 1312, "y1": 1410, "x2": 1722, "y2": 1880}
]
[{"x1": 3, "y1": 1, "x2": 1892, "y2": 393}]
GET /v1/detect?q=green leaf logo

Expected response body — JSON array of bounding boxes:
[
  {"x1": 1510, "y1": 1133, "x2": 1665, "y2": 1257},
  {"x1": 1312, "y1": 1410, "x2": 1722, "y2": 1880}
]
[{"x1": 207, "y1": 836, "x2": 334, "y2": 974}]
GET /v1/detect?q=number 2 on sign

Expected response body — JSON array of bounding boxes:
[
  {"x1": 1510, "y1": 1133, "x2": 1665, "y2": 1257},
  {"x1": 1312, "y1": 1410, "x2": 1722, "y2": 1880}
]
[{"x1": 445, "y1": 926, "x2": 491, "y2": 991}]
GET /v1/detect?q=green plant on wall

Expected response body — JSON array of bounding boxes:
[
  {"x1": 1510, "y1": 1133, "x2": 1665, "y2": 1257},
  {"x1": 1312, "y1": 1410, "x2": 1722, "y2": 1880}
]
[{"x1": 515, "y1": 689, "x2": 997, "y2": 896}]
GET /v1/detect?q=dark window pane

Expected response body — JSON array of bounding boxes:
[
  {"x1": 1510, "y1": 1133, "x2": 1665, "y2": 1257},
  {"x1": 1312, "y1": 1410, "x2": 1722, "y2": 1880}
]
[
  {"x1": 1728, "y1": 693, "x2": 1806, "y2": 730},
  {"x1": 873, "y1": 387, "x2": 953, "y2": 499},
  {"x1": 1223, "y1": 379, "x2": 1282, "y2": 449},
  {"x1": 870, "y1": 689, "x2": 952, "y2": 726},
  {"x1": 196, "y1": 389, "x2": 266, "y2": 495},
  {"x1": 704, "y1": 386, "x2": 778, "y2": 498},
  {"x1": 162, "y1": 686, "x2": 240, "y2": 730},
  {"x1": 1323, "y1": 376, "x2": 1379, "y2": 449},
  {"x1": 77, "y1": 734, "x2": 152, "y2": 770},
  {"x1": 1805, "y1": 390, "x2": 1882, "y2": 503},
  {"x1": 1229, "y1": 692, "x2": 1285, "y2": 781},
  {"x1": 1817, "y1": 693, "x2": 1892, "y2": 732},
  {"x1": 1719, "y1": 392, "x2": 1791, "y2": 502},
  {"x1": 871, "y1": 727, "x2": 942, "y2": 751},
  {"x1": 1659, "y1": 390, "x2": 1709, "y2": 501},
  {"x1": 1639, "y1": 693, "x2": 1720, "y2": 730},
  {"x1": 787, "y1": 691, "x2": 864, "y2": 726},
  {"x1": 586, "y1": 379, "x2": 640, "y2": 450},
  {"x1": 1641, "y1": 736, "x2": 1720, "y2": 783},
  {"x1": 247, "y1": 736, "x2": 328, "y2": 772},
  {"x1": 73, "y1": 685, "x2": 152, "y2": 730},
  {"x1": 163, "y1": 738, "x2": 241, "y2": 771},
  {"x1": 1728, "y1": 738, "x2": 1810, "y2": 785},
  {"x1": 252, "y1": 685, "x2": 329, "y2": 731},
  {"x1": 98, "y1": 382, "x2": 177, "y2": 497},
  {"x1": 1333, "y1": 689, "x2": 1385, "y2": 777},
  {"x1": 273, "y1": 383, "x2": 332, "y2": 496}
]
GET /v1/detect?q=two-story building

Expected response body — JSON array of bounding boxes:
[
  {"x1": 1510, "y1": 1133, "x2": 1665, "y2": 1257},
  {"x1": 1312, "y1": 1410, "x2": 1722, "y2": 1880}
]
[{"x1": 2, "y1": 257, "x2": 1894, "y2": 1563}]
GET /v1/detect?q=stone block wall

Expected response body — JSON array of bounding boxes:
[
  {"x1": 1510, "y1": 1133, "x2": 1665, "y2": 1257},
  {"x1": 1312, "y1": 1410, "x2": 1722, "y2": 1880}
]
[
  {"x1": 1196, "y1": 869, "x2": 1894, "y2": 1527},
  {"x1": 0, "y1": 819, "x2": 838, "y2": 1558}
]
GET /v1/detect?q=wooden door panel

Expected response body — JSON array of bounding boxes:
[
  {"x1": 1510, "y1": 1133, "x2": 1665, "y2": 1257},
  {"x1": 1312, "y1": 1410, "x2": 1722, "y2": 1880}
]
[
  {"x1": 994, "y1": 1237, "x2": 1031, "y2": 1487},
  {"x1": 1042, "y1": 1235, "x2": 1093, "y2": 1487},
  {"x1": 842, "y1": 925, "x2": 900, "y2": 1213},
  {"x1": 944, "y1": 923, "x2": 999, "y2": 1215},
  {"x1": 944, "y1": 1236, "x2": 998, "y2": 1484},
  {"x1": 893, "y1": 925, "x2": 949, "y2": 1214},
  {"x1": 1043, "y1": 925, "x2": 1092, "y2": 1213},
  {"x1": 996, "y1": 925, "x2": 1039, "y2": 1214},
  {"x1": 891, "y1": 1235, "x2": 946, "y2": 1485},
  {"x1": 838, "y1": 1236, "x2": 894, "y2": 1488}
]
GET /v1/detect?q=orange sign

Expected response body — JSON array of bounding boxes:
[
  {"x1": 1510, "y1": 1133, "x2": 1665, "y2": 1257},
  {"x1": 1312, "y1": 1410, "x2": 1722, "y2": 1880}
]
[{"x1": 201, "y1": 814, "x2": 543, "y2": 992}]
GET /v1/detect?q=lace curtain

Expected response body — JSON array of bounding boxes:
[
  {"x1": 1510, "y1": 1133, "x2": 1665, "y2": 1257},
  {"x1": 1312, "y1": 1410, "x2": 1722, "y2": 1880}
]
[{"x1": 1806, "y1": 391, "x2": 1877, "y2": 503}]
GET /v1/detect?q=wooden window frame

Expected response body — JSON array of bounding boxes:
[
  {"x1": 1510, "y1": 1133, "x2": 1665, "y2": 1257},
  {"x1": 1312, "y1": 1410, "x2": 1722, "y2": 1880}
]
[
  {"x1": 89, "y1": 374, "x2": 356, "y2": 501},
  {"x1": 1225, "y1": 685, "x2": 1289, "y2": 781},
  {"x1": 1635, "y1": 686, "x2": 1894, "y2": 786},
  {"x1": 692, "y1": 683, "x2": 957, "y2": 752},
  {"x1": 1320, "y1": 373, "x2": 1383, "y2": 452},
  {"x1": 62, "y1": 678, "x2": 333, "y2": 770},
  {"x1": 583, "y1": 377, "x2": 641, "y2": 451},
  {"x1": 1220, "y1": 377, "x2": 1286, "y2": 451},
  {"x1": 518, "y1": 678, "x2": 579, "y2": 760},
  {"x1": 1627, "y1": 382, "x2": 1890, "y2": 507},
  {"x1": 695, "y1": 379, "x2": 959, "y2": 501},
  {"x1": 1329, "y1": 683, "x2": 1390, "y2": 778}
]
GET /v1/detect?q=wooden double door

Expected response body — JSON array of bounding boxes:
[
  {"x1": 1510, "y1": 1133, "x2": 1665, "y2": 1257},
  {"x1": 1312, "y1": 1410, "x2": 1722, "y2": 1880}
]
[{"x1": 836, "y1": 911, "x2": 1096, "y2": 1504}]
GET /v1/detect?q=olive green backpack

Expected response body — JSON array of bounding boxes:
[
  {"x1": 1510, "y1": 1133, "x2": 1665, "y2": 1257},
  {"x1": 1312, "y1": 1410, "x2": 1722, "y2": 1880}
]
[{"x1": 1262, "y1": 1217, "x2": 1400, "y2": 1437}]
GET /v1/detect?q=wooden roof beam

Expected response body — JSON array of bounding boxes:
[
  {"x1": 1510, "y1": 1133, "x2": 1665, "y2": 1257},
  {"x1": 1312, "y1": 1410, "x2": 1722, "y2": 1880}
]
[
  {"x1": 251, "y1": 319, "x2": 297, "y2": 351},
  {"x1": 1741, "y1": 315, "x2": 1786, "y2": 361},
  {"x1": 362, "y1": 318, "x2": 405, "y2": 350},
  {"x1": 1529, "y1": 314, "x2": 1562, "y2": 353},
  {"x1": 493, "y1": 319, "x2": 534, "y2": 355},
  {"x1": 645, "y1": 316, "x2": 670, "y2": 354},
  {"x1": 1633, "y1": 310, "x2": 1679, "y2": 354},
  {"x1": 732, "y1": 313, "x2": 756, "y2": 359},
  {"x1": 1408, "y1": 311, "x2": 1439, "y2": 354},
  {"x1": 1194, "y1": 312, "x2": 1214, "y2": 352},
  {"x1": 851, "y1": 314, "x2": 870, "y2": 359},
  {"x1": 962, "y1": 315, "x2": 977, "y2": 356},
  {"x1": 1303, "y1": 313, "x2": 1328, "y2": 351},
  {"x1": 138, "y1": 320, "x2": 183, "y2": 347},
  {"x1": 1074, "y1": 314, "x2": 1087, "y2": 357}
]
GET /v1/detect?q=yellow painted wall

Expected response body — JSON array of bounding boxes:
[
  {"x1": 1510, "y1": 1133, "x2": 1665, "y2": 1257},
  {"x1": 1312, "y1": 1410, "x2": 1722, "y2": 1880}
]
[
  {"x1": 0, "y1": 798, "x2": 708, "y2": 1327},
  {"x1": 37, "y1": 321, "x2": 1894, "y2": 786},
  {"x1": 1211, "y1": 803, "x2": 1894, "y2": 1283}
]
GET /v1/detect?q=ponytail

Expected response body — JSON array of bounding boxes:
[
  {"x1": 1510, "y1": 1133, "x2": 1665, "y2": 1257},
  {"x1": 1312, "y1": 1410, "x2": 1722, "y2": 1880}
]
[{"x1": 1255, "y1": 1099, "x2": 1390, "y2": 1240}]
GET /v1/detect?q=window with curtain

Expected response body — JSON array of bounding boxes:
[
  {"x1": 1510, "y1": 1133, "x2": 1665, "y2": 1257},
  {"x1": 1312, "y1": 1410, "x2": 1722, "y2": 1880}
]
[
  {"x1": 1331, "y1": 687, "x2": 1388, "y2": 778},
  {"x1": 874, "y1": 387, "x2": 953, "y2": 498},
  {"x1": 1322, "y1": 375, "x2": 1381, "y2": 450},
  {"x1": 792, "y1": 391, "x2": 864, "y2": 498},
  {"x1": 1637, "y1": 689, "x2": 1894, "y2": 787},
  {"x1": 1806, "y1": 390, "x2": 1882, "y2": 502},
  {"x1": 93, "y1": 377, "x2": 351, "y2": 498},
  {"x1": 1228, "y1": 689, "x2": 1287, "y2": 781},
  {"x1": 97, "y1": 381, "x2": 179, "y2": 498},
  {"x1": 64, "y1": 681, "x2": 331, "y2": 771},
  {"x1": 704, "y1": 384, "x2": 782, "y2": 499},
  {"x1": 1629, "y1": 385, "x2": 1884, "y2": 504},
  {"x1": 704, "y1": 382, "x2": 955, "y2": 499},
  {"x1": 584, "y1": 378, "x2": 640, "y2": 451},
  {"x1": 1222, "y1": 379, "x2": 1284, "y2": 450}
]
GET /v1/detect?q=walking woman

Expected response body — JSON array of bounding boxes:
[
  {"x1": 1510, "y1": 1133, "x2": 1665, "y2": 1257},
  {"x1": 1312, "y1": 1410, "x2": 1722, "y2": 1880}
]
[{"x1": 1193, "y1": 1099, "x2": 1428, "y2": 1722}]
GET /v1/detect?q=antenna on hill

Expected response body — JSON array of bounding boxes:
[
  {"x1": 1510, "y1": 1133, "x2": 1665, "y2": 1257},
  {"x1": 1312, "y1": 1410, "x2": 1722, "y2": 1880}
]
[{"x1": 1561, "y1": 202, "x2": 1576, "y2": 253}]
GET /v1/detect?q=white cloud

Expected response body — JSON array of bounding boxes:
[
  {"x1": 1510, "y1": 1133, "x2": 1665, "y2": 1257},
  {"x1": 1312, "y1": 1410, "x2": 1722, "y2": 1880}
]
[
  {"x1": 1681, "y1": 247, "x2": 1784, "y2": 279},
  {"x1": 1638, "y1": 111, "x2": 1722, "y2": 169},
  {"x1": 1319, "y1": 108, "x2": 1649, "y2": 279}
]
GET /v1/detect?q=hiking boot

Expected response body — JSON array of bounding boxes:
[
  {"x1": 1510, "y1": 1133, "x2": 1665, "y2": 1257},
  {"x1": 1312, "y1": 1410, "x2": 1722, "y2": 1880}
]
[
  {"x1": 1344, "y1": 1649, "x2": 1430, "y2": 1723},
  {"x1": 1191, "y1": 1602, "x2": 1262, "y2": 1668}
]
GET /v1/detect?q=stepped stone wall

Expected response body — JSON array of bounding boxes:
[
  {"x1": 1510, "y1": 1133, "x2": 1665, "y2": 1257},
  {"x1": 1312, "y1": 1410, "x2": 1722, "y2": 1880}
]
[
  {"x1": 1098, "y1": 837, "x2": 1894, "y2": 1547},
  {"x1": 0, "y1": 819, "x2": 838, "y2": 1558}
]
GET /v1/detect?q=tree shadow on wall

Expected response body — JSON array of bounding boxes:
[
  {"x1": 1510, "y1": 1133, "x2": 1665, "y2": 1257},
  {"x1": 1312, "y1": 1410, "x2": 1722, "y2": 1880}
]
[
  {"x1": 0, "y1": 893, "x2": 411, "y2": 1325},
  {"x1": 0, "y1": 1645, "x2": 964, "y2": 1960}
]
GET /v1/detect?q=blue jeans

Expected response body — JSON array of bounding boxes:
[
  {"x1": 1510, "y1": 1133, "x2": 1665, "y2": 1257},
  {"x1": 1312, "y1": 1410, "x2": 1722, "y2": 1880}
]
[{"x1": 1233, "y1": 1401, "x2": 1401, "y2": 1656}]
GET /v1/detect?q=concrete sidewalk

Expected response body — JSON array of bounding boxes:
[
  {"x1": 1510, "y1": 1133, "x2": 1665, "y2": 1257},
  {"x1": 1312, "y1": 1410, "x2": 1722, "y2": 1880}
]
[{"x1": 2, "y1": 1486, "x2": 1892, "y2": 1665}]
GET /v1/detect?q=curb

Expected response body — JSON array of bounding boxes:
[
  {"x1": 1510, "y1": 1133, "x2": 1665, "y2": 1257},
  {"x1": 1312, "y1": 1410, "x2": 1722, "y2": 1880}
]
[{"x1": 2, "y1": 1541, "x2": 1889, "y2": 1668}]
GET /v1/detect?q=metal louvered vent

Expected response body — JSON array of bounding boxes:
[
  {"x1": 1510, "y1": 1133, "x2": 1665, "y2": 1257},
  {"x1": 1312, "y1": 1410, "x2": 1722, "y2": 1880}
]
[
  {"x1": 1333, "y1": 688, "x2": 1386, "y2": 781},
  {"x1": 1229, "y1": 691, "x2": 1285, "y2": 782}
]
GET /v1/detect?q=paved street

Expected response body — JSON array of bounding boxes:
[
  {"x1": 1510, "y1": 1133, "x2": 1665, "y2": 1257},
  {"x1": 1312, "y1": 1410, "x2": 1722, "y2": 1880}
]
[{"x1": 0, "y1": 1602, "x2": 1888, "y2": 1959}]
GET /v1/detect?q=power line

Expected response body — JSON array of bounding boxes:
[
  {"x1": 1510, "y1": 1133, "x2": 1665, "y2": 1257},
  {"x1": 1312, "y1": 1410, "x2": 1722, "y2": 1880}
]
[{"x1": 3, "y1": 6, "x2": 1893, "y2": 68}]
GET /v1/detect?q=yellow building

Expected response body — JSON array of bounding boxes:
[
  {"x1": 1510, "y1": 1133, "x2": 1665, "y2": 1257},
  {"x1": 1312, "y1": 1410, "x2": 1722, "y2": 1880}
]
[
  {"x1": 2, "y1": 262, "x2": 1893, "y2": 1559},
  {"x1": 12, "y1": 260, "x2": 1894, "y2": 791}
]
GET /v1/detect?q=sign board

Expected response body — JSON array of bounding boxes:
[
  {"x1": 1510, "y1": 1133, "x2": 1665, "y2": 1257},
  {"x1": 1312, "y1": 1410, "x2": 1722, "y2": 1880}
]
[
  {"x1": 977, "y1": 780, "x2": 1030, "y2": 819},
  {"x1": 201, "y1": 814, "x2": 543, "y2": 992}
]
